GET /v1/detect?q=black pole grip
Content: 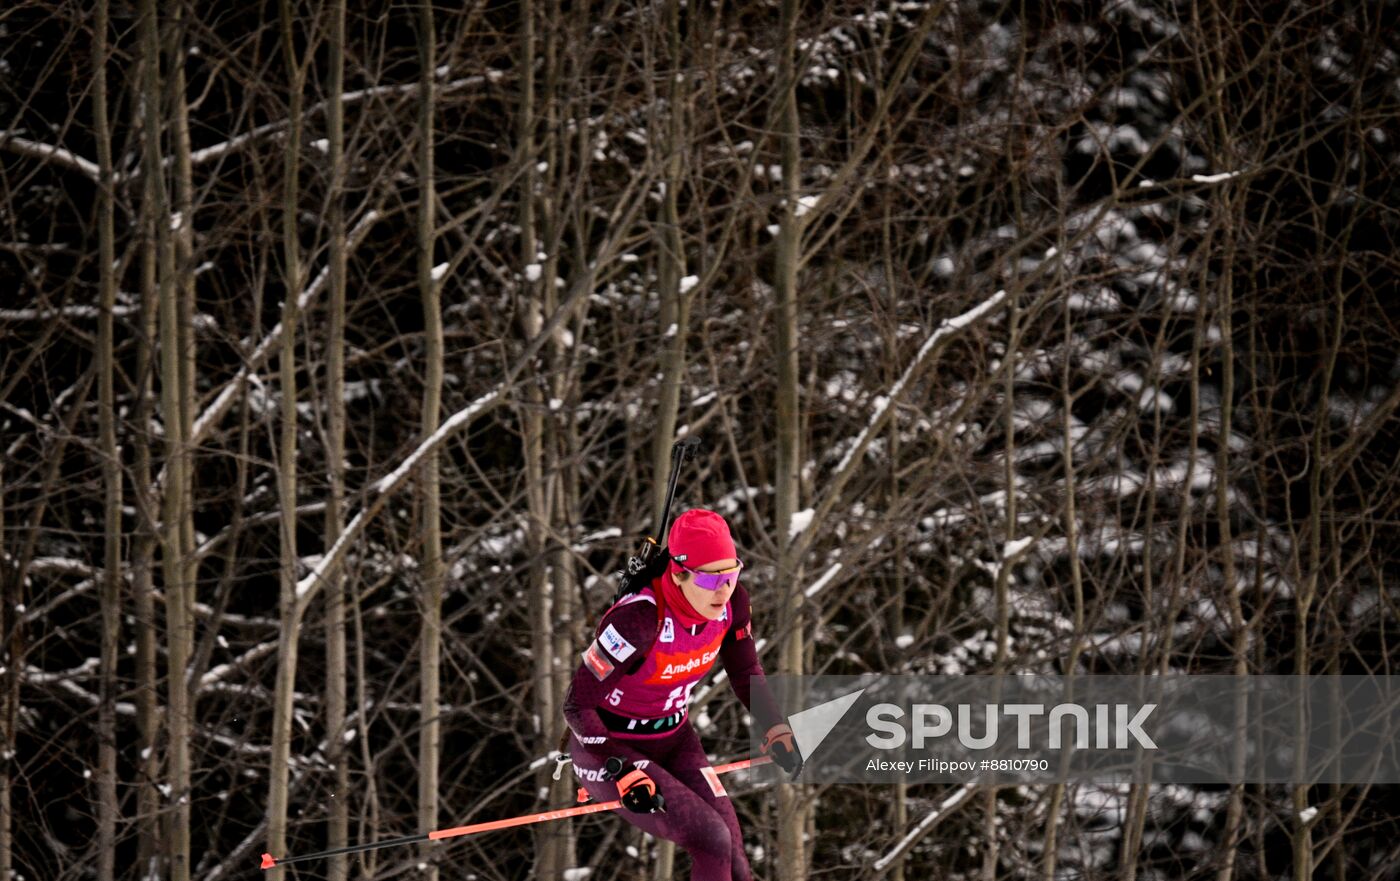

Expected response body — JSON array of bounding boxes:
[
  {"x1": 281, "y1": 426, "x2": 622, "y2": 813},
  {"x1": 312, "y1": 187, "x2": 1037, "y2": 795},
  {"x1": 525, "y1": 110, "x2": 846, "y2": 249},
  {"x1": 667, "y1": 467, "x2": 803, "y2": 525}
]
[{"x1": 603, "y1": 755, "x2": 627, "y2": 781}]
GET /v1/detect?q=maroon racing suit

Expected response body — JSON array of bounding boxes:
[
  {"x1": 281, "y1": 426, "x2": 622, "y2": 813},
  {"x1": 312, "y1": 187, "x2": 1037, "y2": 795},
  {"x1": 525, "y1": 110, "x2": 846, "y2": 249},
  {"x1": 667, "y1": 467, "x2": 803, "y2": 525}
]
[{"x1": 563, "y1": 578, "x2": 784, "y2": 881}]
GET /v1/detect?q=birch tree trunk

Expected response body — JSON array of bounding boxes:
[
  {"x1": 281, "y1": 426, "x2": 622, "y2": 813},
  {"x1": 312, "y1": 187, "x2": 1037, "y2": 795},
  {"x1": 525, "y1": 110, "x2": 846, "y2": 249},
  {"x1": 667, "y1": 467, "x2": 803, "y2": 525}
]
[
  {"x1": 0, "y1": 460, "x2": 13, "y2": 881},
  {"x1": 514, "y1": 1, "x2": 567, "y2": 875},
  {"x1": 416, "y1": 4, "x2": 443, "y2": 880},
  {"x1": 1042, "y1": 257, "x2": 1087, "y2": 881},
  {"x1": 650, "y1": 0, "x2": 690, "y2": 526},
  {"x1": 1319, "y1": 117, "x2": 1370, "y2": 881},
  {"x1": 141, "y1": 1, "x2": 193, "y2": 876},
  {"x1": 540, "y1": 2, "x2": 582, "y2": 873},
  {"x1": 982, "y1": 284, "x2": 1018, "y2": 881},
  {"x1": 774, "y1": 0, "x2": 808, "y2": 876},
  {"x1": 94, "y1": 4, "x2": 122, "y2": 879},
  {"x1": 883, "y1": 409, "x2": 910, "y2": 881},
  {"x1": 1291, "y1": 291, "x2": 1342, "y2": 881},
  {"x1": 324, "y1": 2, "x2": 350, "y2": 879},
  {"x1": 166, "y1": 6, "x2": 199, "y2": 699},
  {"x1": 1120, "y1": 238, "x2": 1170, "y2": 879},
  {"x1": 132, "y1": 62, "x2": 164, "y2": 881},
  {"x1": 1213, "y1": 224, "x2": 1249, "y2": 881},
  {"x1": 1209, "y1": 166, "x2": 1249, "y2": 881},
  {"x1": 649, "y1": 8, "x2": 689, "y2": 871},
  {"x1": 1183, "y1": 8, "x2": 1251, "y2": 877},
  {"x1": 268, "y1": 0, "x2": 306, "y2": 864}
]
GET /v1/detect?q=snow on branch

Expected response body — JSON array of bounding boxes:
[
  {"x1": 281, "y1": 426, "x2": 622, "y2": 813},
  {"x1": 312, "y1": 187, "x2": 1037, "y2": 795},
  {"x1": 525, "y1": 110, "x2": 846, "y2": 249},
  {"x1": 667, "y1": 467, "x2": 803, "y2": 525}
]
[
  {"x1": 371, "y1": 390, "x2": 501, "y2": 496},
  {"x1": 26, "y1": 557, "x2": 99, "y2": 578},
  {"x1": 871, "y1": 782, "x2": 978, "y2": 874},
  {"x1": 28, "y1": 664, "x2": 138, "y2": 717},
  {"x1": 24, "y1": 657, "x2": 99, "y2": 684},
  {"x1": 804, "y1": 562, "x2": 843, "y2": 599},
  {"x1": 293, "y1": 170, "x2": 654, "y2": 616},
  {"x1": 833, "y1": 291, "x2": 1008, "y2": 476},
  {"x1": 793, "y1": 291, "x2": 1009, "y2": 562},
  {"x1": 1, "y1": 133, "x2": 101, "y2": 180},
  {"x1": 7, "y1": 70, "x2": 496, "y2": 189},
  {"x1": 294, "y1": 385, "x2": 503, "y2": 607},
  {"x1": 789, "y1": 507, "x2": 815, "y2": 539},
  {"x1": 1003, "y1": 536, "x2": 1035, "y2": 560},
  {"x1": 0, "y1": 304, "x2": 142, "y2": 321},
  {"x1": 1191, "y1": 171, "x2": 1242, "y2": 184},
  {"x1": 187, "y1": 207, "x2": 381, "y2": 450},
  {"x1": 190, "y1": 70, "x2": 501, "y2": 167},
  {"x1": 199, "y1": 640, "x2": 279, "y2": 690}
]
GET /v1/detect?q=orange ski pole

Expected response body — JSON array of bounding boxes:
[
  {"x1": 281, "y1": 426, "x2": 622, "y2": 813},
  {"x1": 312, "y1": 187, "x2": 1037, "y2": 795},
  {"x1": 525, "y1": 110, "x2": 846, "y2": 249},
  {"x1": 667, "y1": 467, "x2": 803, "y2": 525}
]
[{"x1": 260, "y1": 755, "x2": 773, "y2": 870}]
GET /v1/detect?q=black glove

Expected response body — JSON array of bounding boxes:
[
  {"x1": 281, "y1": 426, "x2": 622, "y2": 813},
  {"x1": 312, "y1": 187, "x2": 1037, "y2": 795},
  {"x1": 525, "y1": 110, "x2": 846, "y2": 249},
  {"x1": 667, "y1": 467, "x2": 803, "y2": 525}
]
[
  {"x1": 603, "y1": 756, "x2": 666, "y2": 814},
  {"x1": 762, "y1": 723, "x2": 804, "y2": 780}
]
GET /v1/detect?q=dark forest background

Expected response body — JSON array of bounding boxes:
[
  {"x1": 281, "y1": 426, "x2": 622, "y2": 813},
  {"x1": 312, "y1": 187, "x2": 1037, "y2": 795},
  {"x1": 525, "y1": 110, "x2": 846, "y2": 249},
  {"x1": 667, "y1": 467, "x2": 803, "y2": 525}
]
[{"x1": 2, "y1": 0, "x2": 1399, "y2": 879}]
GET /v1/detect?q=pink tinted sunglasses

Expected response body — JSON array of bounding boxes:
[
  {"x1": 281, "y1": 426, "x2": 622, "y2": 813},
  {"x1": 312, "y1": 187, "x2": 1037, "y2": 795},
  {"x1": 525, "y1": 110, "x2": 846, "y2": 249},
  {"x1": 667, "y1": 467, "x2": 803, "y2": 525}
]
[{"x1": 676, "y1": 559, "x2": 744, "y2": 591}]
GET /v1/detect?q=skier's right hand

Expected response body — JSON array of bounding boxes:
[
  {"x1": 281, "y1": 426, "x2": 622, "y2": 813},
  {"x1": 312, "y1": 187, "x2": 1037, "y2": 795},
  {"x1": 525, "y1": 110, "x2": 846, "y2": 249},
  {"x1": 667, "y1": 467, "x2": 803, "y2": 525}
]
[
  {"x1": 604, "y1": 757, "x2": 666, "y2": 814},
  {"x1": 762, "y1": 723, "x2": 804, "y2": 780}
]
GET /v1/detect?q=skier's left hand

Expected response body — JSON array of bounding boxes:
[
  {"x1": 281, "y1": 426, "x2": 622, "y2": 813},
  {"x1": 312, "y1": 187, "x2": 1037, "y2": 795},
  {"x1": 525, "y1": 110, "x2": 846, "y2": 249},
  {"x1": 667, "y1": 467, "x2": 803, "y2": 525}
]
[
  {"x1": 762, "y1": 723, "x2": 803, "y2": 780},
  {"x1": 603, "y1": 757, "x2": 666, "y2": 814}
]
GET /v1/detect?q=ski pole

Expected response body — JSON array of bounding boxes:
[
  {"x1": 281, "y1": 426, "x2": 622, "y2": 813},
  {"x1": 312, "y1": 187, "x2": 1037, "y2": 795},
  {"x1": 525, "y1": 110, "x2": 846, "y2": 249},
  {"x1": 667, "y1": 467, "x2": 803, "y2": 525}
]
[
  {"x1": 260, "y1": 800, "x2": 624, "y2": 870},
  {"x1": 259, "y1": 753, "x2": 772, "y2": 870}
]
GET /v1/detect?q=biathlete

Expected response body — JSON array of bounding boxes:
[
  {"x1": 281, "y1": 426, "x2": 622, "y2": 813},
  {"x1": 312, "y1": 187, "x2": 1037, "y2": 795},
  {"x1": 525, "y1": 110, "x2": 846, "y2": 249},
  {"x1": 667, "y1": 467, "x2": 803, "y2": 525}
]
[{"x1": 563, "y1": 509, "x2": 802, "y2": 881}]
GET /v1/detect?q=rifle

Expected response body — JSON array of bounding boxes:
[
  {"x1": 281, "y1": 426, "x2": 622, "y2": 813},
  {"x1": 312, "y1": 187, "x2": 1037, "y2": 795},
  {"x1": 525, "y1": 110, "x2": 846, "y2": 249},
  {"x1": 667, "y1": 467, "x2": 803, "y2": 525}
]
[{"x1": 614, "y1": 434, "x2": 702, "y2": 602}]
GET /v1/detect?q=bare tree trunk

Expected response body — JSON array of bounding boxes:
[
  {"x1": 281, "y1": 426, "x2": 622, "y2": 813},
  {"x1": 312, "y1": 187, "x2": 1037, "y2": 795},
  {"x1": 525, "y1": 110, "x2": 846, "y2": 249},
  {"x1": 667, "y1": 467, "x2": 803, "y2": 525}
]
[
  {"x1": 1118, "y1": 164, "x2": 1177, "y2": 880},
  {"x1": 986, "y1": 33, "x2": 1037, "y2": 880},
  {"x1": 649, "y1": 8, "x2": 688, "y2": 873},
  {"x1": 132, "y1": 66, "x2": 163, "y2": 881},
  {"x1": 1213, "y1": 241, "x2": 1249, "y2": 881},
  {"x1": 551, "y1": 436, "x2": 582, "y2": 876},
  {"x1": 514, "y1": 1, "x2": 567, "y2": 876},
  {"x1": 324, "y1": 2, "x2": 350, "y2": 880},
  {"x1": 416, "y1": 5, "x2": 443, "y2": 880},
  {"x1": 168, "y1": 4, "x2": 200, "y2": 736},
  {"x1": 94, "y1": 4, "x2": 122, "y2": 879},
  {"x1": 1180, "y1": 8, "x2": 1251, "y2": 878},
  {"x1": 1320, "y1": 114, "x2": 1371, "y2": 881},
  {"x1": 876, "y1": 186, "x2": 908, "y2": 881},
  {"x1": 1121, "y1": 340, "x2": 1165, "y2": 880},
  {"x1": 354, "y1": 582, "x2": 382, "y2": 879},
  {"x1": 268, "y1": 0, "x2": 306, "y2": 864},
  {"x1": 982, "y1": 283, "x2": 1018, "y2": 881},
  {"x1": 886, "y1": 421, "x2": 908, "y2": 881},
  {"x1": 1291, "y1": 294, "x2": 1341, "y2": 881},
  {"x1": 0, "y1": 468, "x2": 13, "y2": 881},
  {"x1": 774, "y1": 0, "x2": 808, "y2": 876},
  {"x1": 650, "y1": 0, "x2": 690, "y2": 525},
  {"x1": 141, "y1": 1, "x2": 192, "y2": 877},
  {"x1": 1209, "y1": 188, "x2": 1250, "y2": 881},
  {"x1": 1042, "y1": 242, "x2": 1086, "y2": 881},
  {"x1": 540, "y1": 3, "x2": 582, "y2": 874}
]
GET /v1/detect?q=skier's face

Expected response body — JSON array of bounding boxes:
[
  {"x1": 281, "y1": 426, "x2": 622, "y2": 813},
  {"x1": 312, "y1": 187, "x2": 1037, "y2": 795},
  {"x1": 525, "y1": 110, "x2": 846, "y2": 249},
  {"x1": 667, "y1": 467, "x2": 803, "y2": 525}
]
[{"x1": 673, "y1": 557, "x2": 739, "y2": 620}]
